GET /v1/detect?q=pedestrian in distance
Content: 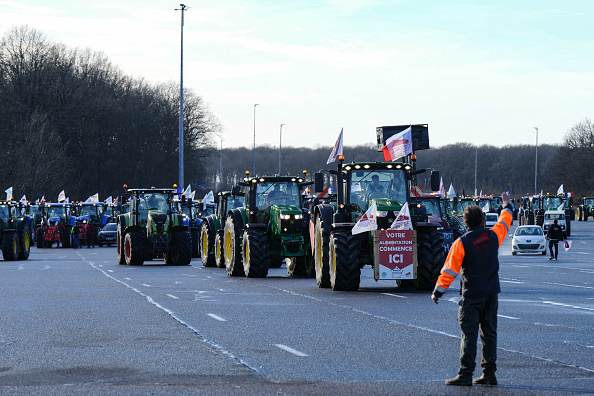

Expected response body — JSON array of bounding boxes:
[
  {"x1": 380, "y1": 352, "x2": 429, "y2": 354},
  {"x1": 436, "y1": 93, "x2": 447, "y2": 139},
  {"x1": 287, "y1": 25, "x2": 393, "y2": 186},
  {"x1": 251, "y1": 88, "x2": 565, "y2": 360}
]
[
  {"x1": 431, "y1": 192, "x2": 513, "y2": 387},
  {"x1": 86, "y1": 221, "x2": 95, "y2": 248},
  {"x1": 546, "y1": 219, "x2": 564, "y2": 260},
  {"x1": 72, "y1": 222, "x2": 81, "y2": 248}
]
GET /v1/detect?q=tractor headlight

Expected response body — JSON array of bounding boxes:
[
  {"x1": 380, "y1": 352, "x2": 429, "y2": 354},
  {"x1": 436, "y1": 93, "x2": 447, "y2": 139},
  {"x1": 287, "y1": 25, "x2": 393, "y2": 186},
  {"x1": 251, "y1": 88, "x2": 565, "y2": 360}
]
[
  {"x1": 377, "y1": 211, "x2": 388, "y2": 217},
  {"x1": 280, "y1": 214, "x2": 291, "y2": 220},
  {"x1": 294, "y1": 214, "x2": 302, "y2": 220}
]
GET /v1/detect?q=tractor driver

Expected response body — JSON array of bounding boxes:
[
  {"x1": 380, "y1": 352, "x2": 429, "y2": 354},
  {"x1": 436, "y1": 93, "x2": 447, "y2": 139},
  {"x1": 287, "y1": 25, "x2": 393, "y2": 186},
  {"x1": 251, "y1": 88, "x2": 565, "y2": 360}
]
[
  {"x1": 368, "y1": 175, "x2": 383, "y2": 193},
  {"x1": 266, "y1": 184, "x2": 290, "y2": 205}
]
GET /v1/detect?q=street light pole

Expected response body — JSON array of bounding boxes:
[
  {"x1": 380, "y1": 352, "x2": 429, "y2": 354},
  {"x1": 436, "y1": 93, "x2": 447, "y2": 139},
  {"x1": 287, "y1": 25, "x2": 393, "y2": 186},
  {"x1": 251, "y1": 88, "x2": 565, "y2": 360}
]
[
  {"x1": 176, "y1": 4, "x2": 188, "y2": 189},
  {"x1": 279, "y1": 123, "x2": 285, "y2": 175},
  {"x1": 252, "y1": 104, "x2": 259, "y2": 176},
  {"x1": 534, "y1": 127, "x2": 539, "y2": 195},
  {"x1": 219, "y1": 137, "x2": 223, "y2": 190}
]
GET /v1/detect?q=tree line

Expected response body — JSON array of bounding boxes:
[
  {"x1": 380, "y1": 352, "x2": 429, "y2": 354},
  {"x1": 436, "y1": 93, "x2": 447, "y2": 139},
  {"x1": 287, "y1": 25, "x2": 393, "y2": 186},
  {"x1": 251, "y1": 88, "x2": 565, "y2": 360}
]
[{"x1": 2, "y1": 26, "x2": 593, "y2": 204}]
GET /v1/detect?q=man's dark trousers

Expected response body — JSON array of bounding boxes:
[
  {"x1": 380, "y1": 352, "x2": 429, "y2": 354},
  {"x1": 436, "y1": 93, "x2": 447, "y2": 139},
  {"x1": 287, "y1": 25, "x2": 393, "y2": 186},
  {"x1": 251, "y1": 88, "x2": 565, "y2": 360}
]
[
  {"x1": 458, "y1": 294, "x2": 498, "y2": 377},
  {"x1": 549, "y1": 240, "x2": 559, "y2": 259}
]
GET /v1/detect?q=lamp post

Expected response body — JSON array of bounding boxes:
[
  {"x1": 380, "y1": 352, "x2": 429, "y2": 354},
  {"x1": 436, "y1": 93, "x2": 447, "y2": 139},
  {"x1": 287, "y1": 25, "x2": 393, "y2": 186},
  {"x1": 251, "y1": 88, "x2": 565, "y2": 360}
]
[
  {"x1": 175, "y1": 4, "x2": 187, "y2": 189},
  {"x1": 279, "y1": 123, "x2": 285, "y2": 175},
  {"x1": 252, "y1": 104, "x2": 259, "y2": 176},
  {"x1": 534, "y1": 127, "x2": 538, "y2": 195},
  {"x1": 219, "y1": 137, "x2": 223, "y2": 190}
]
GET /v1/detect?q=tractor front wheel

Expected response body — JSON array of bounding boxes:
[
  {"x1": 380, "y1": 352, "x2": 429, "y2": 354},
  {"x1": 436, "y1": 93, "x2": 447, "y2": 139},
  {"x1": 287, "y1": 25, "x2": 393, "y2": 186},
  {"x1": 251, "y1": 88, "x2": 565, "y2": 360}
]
[
  {"x1": 117, "y1": 222, "x2": 126, "y2": 264},
  {"x1": 287, "y1": 256, "x2": 312, "y2": 277},
  {"x1": 242, "y1": 228, "x2": 269, "y2": 278},
  {"x1": 165, "y1": 230, "x2": 192, "y2": 265},
  {"x1": 214, "y1": 232, "x2": 225, "y2": 268},
  {"x1": 124, "y1": 232, "x2": 144, "y2": 266},
  {"x1": 329, "y1": 230, "x2": 360, "y2": 291},
  {"x1": 223, "y1": 216, "x2": 244, "y2": 277},
  {"x1": 200, "y1": 222, "x2": 216, "y2": 267},
  {"x1": 415, "y1": 228, "x2": 445, "y2": 290},
  {"x1": 17, "y1": 225, "x2": 30, "y2": 260},
  {"x1": 191, "y1": 228, "x2": 200, "y2": 258},
  {"x1": 314, "y1": 217, "x2": 331, "y2": 288},
  {"x1": 2, "y1": 232, "x2": 19, "y2": 261}
]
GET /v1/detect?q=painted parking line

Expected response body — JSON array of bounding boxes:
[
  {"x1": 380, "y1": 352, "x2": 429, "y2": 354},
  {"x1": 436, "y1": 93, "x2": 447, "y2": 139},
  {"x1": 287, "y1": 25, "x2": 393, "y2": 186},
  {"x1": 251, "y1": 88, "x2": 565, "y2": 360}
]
[
  {"x1": 166, "y1": 294, "x2": 180, "y2": 300},
  {"x1": 207, "y1": 314, "x2": 227, "y2": 322},
  {"x1": 382, "y1": 293, "x2": 408, "y2": 299},
  {"x1": 274, "y1": 344, "x2": 308, "y2": 357}
]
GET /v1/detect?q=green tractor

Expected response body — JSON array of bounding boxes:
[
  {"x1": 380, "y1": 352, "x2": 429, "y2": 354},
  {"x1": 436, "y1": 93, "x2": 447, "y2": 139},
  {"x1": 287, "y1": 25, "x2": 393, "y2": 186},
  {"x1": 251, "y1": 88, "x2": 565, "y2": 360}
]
[
  {"x1": 223, "y1": 175, "x2": 313, "y2": 278},
  {"x1": 541, "y1": 193, "x2": 572, "y2": 236},
  {"x1": 0, "y1": 200, "x2": 31, "y2": 260},
  {"x1": 577, "y1": 197, "x2": 594, "y2": 221},
  {"x1": 311, "y1": 124, "x2": 445, "y2": 291},
  {"x1": 200, "y1": 191, "x2": 244, "y2": 268},
  {"x1": 116, "y1": 188, "x2": 192, "y2": 266}
]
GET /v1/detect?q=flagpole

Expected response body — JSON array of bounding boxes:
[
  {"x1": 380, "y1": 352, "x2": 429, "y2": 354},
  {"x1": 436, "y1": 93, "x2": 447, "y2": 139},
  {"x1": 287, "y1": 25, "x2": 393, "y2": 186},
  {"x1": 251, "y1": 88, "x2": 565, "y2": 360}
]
[
  {"x1": 474, "y1": 146, "x2": 477, "y2": 196},
  {"x1": 534, "y1": 127, "x2": 538, "y2": 195}
]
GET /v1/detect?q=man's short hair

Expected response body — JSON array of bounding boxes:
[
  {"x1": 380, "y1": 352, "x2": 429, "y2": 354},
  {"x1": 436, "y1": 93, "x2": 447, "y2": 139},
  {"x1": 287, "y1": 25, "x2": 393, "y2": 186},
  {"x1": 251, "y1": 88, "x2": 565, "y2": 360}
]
[
  {"x1": 553, "y1": 219, "x2": 558, "y2": 224},
  {"x1": 463, "y1": 205, "x2": 484, "y2": 228},
  {"x1": 371, "y1": 175, "x2": 379, "y2": 181}
]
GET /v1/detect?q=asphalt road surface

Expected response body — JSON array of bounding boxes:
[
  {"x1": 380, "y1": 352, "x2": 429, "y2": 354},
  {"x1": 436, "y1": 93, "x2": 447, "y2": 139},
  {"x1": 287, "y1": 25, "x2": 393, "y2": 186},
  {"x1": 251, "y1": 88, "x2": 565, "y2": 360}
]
[{"x1": 1, "y1": 221, "x2": 593, "y2": 395}]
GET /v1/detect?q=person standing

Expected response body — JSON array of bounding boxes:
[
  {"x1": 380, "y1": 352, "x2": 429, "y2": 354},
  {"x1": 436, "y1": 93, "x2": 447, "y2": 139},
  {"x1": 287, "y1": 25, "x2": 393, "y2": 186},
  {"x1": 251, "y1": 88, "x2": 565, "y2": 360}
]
[
  {"x1": 546, "y1": 219, "x2": 564, "y2": 260},
  {"x1": 86, "y1": 221, "x2": 95, "y2": 248},
  {"x1": 431, "y1": 192, "x2": 513, "y2": 387},
  {"x1": 72, "y1": 222, "x2": 81, "y2": 248}
]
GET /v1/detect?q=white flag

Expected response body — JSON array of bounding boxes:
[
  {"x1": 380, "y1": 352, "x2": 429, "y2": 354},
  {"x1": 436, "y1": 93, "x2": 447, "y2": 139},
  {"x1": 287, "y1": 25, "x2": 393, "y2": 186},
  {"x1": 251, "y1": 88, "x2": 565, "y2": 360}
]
[
  {"x1": 65, "y1": 197, "x2": 69, "y2": 203},
  {"x1": 58, "y1": 190, "x2": 66, "y2": 202},
  {"x1": 91, "y1": 193, "x2": 99, "y2": 203},
  {"x1": 203, "y1": 190, "x2": 214, "y2": 204},
  {"x1": 20, "y1": 195, "x2": 27, "y2": 204},
  {"x1": 5, "y1": 187, "x2": 13, "y2": 201},
  {"x1": 447, "y1": 183, "x2": 456, "y2": 197},
  {"x1": 105, "y1": 196, "x2": 113, "y2": 205},
  {"x1": 190, "y1": 191, "x2": 196, "y2": 200},
  {"x1": 183, "y1": 184, "x2": 192, "y2": 197},
  {"x1": 352, "y1": 202, "x2": 377, "y2": 235},
  {"x1": 557, "y1": 203, "x2": 564, "y2": 211},
  {"x1": 390, "y1": 202, "x2": 413, "y2": 230},
  {"x1": 327, "y1": 128, "x2": 344, "y2": 164},
  {"x1": 557, "y1": 184, "x2": 564, "y2": 195},
  {"x1": 482, "y1": 201, "x2": 491, "y2": 213},
  {"x1": 563, "y1": 240, "x2": 572, "y2": 251},
  {"x1": 438, "y1": 177, "x2": 445, "y2": 198}
]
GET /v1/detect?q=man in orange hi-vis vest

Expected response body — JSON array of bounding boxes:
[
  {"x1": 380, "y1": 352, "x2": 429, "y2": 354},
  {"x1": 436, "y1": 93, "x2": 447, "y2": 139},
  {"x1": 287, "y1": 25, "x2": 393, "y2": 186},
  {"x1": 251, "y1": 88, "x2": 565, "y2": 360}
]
[{"x1": 431, "y1": 192, "x2": 512, "y2": 387}]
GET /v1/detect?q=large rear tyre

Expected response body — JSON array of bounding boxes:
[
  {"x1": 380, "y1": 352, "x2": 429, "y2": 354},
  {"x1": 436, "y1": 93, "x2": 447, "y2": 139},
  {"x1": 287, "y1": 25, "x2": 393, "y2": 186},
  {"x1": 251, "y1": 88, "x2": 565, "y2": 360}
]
[
  {"x1": 165, "y1": 230, "x2": 192, "y2": 265},
  {"x1": 242, "y1": 228, "x2": 269, "y2": 278},
  {"x1": 314, "y1": 217, "x2": 331, "y2": 288},
  {"x1": 287, "y1": 256, "x2": 313, "y2": 277},
  {"x1": 200, "y1": 222, "x2": 216, "y2": 267},
  {"x1": 2, "y1": 232, "x2": 18, "y2": 261},
  {"x1": 191, "y1": 228, "x2": 200, "y2": 258},
  {"x1": 36, "y1": 228, "x2": 44, "y2": 248},
  {"x1": 17, "y1": 225, "x2": 30, "y2": 260},
  {"x1": 117, "y1": 222, "x2": 126, "y2": 264},
  {"x1": 415, "y1": 228, "x2": 445, "y2": 290},
  {"x1": 214, "y1": 232, "x2": 225, "y2": 268},
  {"x1": 223, "y1": 216, "x2": 244, "y2": 276},
  {"x1": 329, "y1": 230, "x2": 360, "y2": 291},
  {"x1": 124, "y1": 232, "x2": 144, "y2": 266}
]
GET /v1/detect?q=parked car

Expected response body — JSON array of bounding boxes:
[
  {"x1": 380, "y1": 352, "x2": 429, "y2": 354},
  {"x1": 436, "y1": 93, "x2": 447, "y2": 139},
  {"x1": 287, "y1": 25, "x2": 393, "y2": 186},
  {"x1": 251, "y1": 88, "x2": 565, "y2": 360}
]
[
  {"x1": 485, "y1": 213, "x2": 498, "y2": 228},
  {"x1": 97, "y1": 222, "x2": 117, "y2": 247},
  {"x1": 511, "y1": 225, "x2": 546, "y2": 255}
]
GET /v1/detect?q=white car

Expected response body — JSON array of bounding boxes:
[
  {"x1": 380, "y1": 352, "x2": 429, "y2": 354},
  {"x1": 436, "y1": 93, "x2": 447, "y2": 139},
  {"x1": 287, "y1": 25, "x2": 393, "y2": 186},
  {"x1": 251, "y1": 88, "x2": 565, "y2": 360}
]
[
  {"x1": 485, "y1": 213, "x2": 498, "y2": 228},
  {"x1": 511, "y1": 225, "x2": 547, "y2": 255}
]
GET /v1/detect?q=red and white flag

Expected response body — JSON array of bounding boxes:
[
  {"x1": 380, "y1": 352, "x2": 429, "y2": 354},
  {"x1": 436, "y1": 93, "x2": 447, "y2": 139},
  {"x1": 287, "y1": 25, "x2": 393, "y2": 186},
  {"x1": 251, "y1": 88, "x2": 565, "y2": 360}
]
[
  {"x1": 58, "y1": 190, "x2": 66, "y2": 202},
  {"x1": 20, "y1": 195, "x2": 27, "y2": 204},
  {"x1": 352, "y1": 202, "x2": 377, "y2": 235},
  {"x1": 390, "y1": 202, "x2": 413, "y2": 230},
  {"x1": 382, "y1": 127, "x2": 413, "y2": 162},
  {"x1": 439, "y1": 177, "x2": 445, "y2": 197},
  {"x1": 327, "y1": 128, "x2": 344, "y2": 164}
]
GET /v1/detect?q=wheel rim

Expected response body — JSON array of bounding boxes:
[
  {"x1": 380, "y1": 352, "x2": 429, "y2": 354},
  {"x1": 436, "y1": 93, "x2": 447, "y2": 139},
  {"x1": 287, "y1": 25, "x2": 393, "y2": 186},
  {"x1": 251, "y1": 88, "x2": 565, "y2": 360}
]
[
  {"x1": 316, "y1": 229, "x2": 322, "y2": 270},
  {"x1": 224, "y1": 230, "x2": 232, "y2": 261},
  {"x1": 13, "y1": 237, "x2": 17, "y2": 255},
  {"x1": 125, "y1": 237, "x2": 131, "y2": 258},
  {"x1": 202, "y1": 230, "x2": 208, "y2": 256},
  {"x1": 24, "y1": 231, "x2": 30, "y2": 251},
  {"x1": 245, "y1": 238, "x2": 250, "y2": 266}
]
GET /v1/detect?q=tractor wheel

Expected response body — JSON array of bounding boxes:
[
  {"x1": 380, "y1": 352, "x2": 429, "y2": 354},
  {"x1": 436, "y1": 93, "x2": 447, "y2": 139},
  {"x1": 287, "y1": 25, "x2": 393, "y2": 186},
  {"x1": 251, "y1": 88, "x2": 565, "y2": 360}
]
[
  {"x1": 36, "y1": 228, "x2": 44, "y2": 248},
  {"x1": 2, "y1": 232, "x2": 19, "y2": 261},
  {"x1": 576, "y1": 207, "x2": 581, "y2": 221},
  {"x1": 287, "y1": 255, "x2": 312, "y2": 277},
  {"x1": 17, "y1": 225, "x2": 30, "y2": 260},
  {"x1": 223, "y1": 216, "x2": 244, "y2": 277},
  {"x1": 117, "y1": 222, "x2": 126, "y2": 264},
  {"x1": 536, "y1": 214, "x2": 544, "y2": 228},
  {"x1": 165, "y1": 230, "x2": 192, "y2": 266},
  {"x1": 200, "y1": 222, "x2": 216, "y2": 267},
  {"x1": 314, "y1": 217, "x2": 331, "y2": 288},
  {"x1": 268, "y1": 256, "x2": 283, "y2": 268},
  {"x1": 242, "y1": 228, "x2": 269, "y2": 278},
  {"x1": 329, "y1": 230, "x2": 360, "y2": 291},
  {"x1": 415, "y1": 228, "x2": 445, "y2": 291},
  {"x1": 62, "y1": 225, "x2": 72, "y2": 248},
  {"x1": 191, "y1": 228, "x2": 200, "y2": 258},
  {"x1": 214, "y1": 232, "x2": 225, "y2": 268},
  {"x1": 124, "y1": 232, "x2": 144, "y2": 266}
]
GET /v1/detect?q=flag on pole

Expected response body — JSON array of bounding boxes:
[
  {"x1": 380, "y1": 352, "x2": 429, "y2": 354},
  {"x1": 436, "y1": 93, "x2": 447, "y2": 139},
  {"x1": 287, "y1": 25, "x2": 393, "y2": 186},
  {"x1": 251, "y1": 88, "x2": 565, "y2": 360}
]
[
  {"x1": 482, "y1": 201, "x2": 491, "y2": 213},
  {"x1": 390, "y1": 202, "x2": 413, "y2": 230},
  {"x1": 382, "y1": 127, "x2": 413, "y2": 162},
  {"x1": 557, "y1": 203, "x2": 564, "y2": 211},
  {"x1": 352, "y1": 202, "x2": 377, "y2": 235},
  {"x1": 105, "y1": 196, "x2": 113, "y2": 205},
  {"x1": 563, "y1": 240, "x2": 572, "y2": 251},
  {"x1": 20, "y1": 195, "x2": 27, "y2": 204},
  {"x1": 189, "y1": 191, "x2": 196, "y2": 200},
  {"x1": 203, "y1": 190, "x2": 214, "y2": 204},
  {"x1": 327, "y1": 128, "x2": 344, "y2": 164},
  {"x1": 557, "y1": 184, "x2": 564, "y2": 195},
  {"x1": 438, "y1": 177, "x2": 445, "y2": 198},
  {"x1": 5, "y1": 187, "x2": 13, "y2": 201},
  {"x1": 90, "y1": 193, "x2": 99, "y2": 203},
  {"x1": 447, "y1": 183, "x2": 456, "y2": 197},
  {"x1": 58, "y1": 190, "x2": 66, "y2": 202},
  {"x1": 183, "y1": 184, "x2": 192, "y2": 197}
]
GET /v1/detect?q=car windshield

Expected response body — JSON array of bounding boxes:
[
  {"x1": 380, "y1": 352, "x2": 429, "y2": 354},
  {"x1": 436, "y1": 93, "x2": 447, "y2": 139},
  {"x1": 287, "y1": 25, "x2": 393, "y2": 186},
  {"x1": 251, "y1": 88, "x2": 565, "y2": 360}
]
[
  {"x1": 102, "y1": 223, "x2": 117, "y2": 231},
  {"x1": 515, "y1": 227, "x2": 543, "y2": 236},
  {"x1": 348, "y1": 169, "x2": 406, "y2": 207}
]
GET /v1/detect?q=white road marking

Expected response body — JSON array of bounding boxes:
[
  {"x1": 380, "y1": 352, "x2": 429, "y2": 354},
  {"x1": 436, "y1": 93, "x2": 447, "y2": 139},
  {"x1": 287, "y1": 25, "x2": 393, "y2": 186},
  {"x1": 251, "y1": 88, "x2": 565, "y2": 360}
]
[
  {"x1": 274, "y1": 344, "x2": 308, "y2": 357},
  {"x1": 107, "y1": 270, "x2": 114, "y2": 273},
  {"x1": 124, "y1": 277, "x2": 132, "y2": 280},
  {"x1": 18, "y1": 264, "x2": 24, "y2": 270},
  {"x1": 382, "y1": 293, "x2": 408, "y2": 299},
  {"x1": 501, "y1": 280, "x2": 524, "y2": 284},
  {"x1": 166, "y1": 294, "x2": 180, "y2": 300},
  {"x1": 543, "y1": 282, "x2": 594, "y2": 290},
  {"x1": 42, "y1": 265, "x2": 50, "y2": 270},
  {"x1": 142, "y1": 284, "x2": 151, "y2": 287},
  {"x1": 497, "y1": 314, "x2": 520, "y2": 320},
  {"x1": 542, "y1": 301, "x2": 594, "y2": 312},
  {"x1": 207, "y1": 314, "x2": 227, "y2": 322}
]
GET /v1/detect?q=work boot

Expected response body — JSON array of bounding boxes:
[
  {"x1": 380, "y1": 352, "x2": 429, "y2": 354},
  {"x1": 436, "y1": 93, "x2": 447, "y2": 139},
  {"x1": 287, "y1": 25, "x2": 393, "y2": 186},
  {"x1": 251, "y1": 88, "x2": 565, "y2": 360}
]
[
  {"x1": 549, "y1": 257, "x2": 553, "y2": 260},
  {"x1": 445, "y1": 375, "x2": 472, "y2": 386},
  {"x1": 473, "y1": 373, "x2": 497, "y2": 386}
]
